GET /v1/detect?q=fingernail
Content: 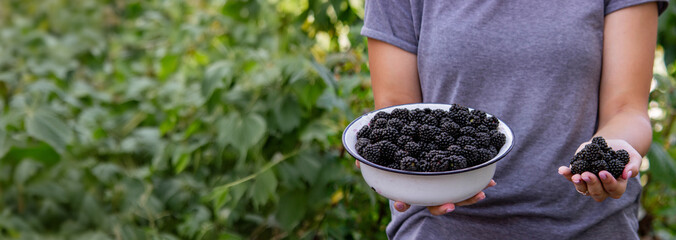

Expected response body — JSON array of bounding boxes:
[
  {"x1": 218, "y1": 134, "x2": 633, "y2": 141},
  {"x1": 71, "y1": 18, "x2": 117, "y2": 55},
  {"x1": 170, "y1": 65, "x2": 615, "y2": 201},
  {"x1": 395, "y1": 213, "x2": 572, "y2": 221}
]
[
  {"x1": 582, "y1": 175, "x2": 591, "y2": 182},
  {"x1": 479, "y1": 193, "x2": 486, "y2": 200},
  {"x1": 624, "y1": 171, "x2": 632, "y2": 180},
  {"x1": 445, "y1": 206, "x2": 455, "y2": 213},
  {"x1": 573, "y1": 178, "x2": 580, "y2": 184},
  {"x1": 395, "y1": 202, "x2": 404, "y2": 211},
  {"x1": 600, "y1": 172, "x2": 607, "y2": 180}
]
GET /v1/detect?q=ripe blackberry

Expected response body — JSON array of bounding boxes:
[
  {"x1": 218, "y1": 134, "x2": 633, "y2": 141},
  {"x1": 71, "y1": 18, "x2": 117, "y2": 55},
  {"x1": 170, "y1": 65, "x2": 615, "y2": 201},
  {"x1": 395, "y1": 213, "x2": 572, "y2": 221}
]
[
  {"x1": 429, "y1": 155, "x2": 450, "y2": 172},
  {"x1": 369, "y1": 112, "x2": 390, "y2": 126},
  {"x1": 387, "y1": 162, "x2": 401, "y2": 170},
  {"x1": 355, "y1": 138, "x2": 371, "y2": 154},
  {"x1": 421, "y1": 142, "x2": 438, "y2": 152},
  {"x1": 476, "y1": 125, "x2": 489, "y2": 133},
  {"x1": 589, "y1": 160, "x2": 608, "y2": 176},
  {"x1": 449, "y1": 110, "x2": 469, "y2": 125},
  {"x1": 418, "y1": 124, "x2": 440, "y2": 143},
  {"x1": 474, "y1": 132, "x2": 491, "y2": 148},
  {"x1": 483, "y1": 115, "x2": 500, "y2": 130},
  {"x1": 592, "y1": 136, "x2": 611, "y2": 152},
  {"x1": 489, "y1": 130, "x2": 506, "y2": 149},
  {"x1": 404, "y1": 142, "x2": 422, "y2": 157},
  {"x1": 390, "y1": 108, "x2": 411, "y2": 122},
  {"x1": 410, "y1": 109, "x2": 427, "y2": 123},
  {"x1": 372, "y1": 118, "x2": 388, "y2": 129},
  {"x1": 357, "y1": 126, "x2": 371, "y2": 139},
  {"x1": 400, "y1": 156, "x2": 419, "y2": 171},
  {"x1": 420, "y1": 115, "x2": 439, "y2": 127},
  {"x1": 616, "y1": 149, "x2": 630, "y2": 165},
  {"x1": 387, "y1": 118, "x2": 405, "y2": 131},
  {"x1": 400, "y1": 122, "x2": 418, "y2": 137},
  {"x1": 570, "y1": 160, "x2": 588, "y2": 175},
  {"x1": 434, "y1": 132, "x2": 454, "y2": 149},
  {"x1": 469, "y1": 110, "x2": 486, "y2": 127},
  {"x1": 607, "y1": 159, "x2": 625, "y2": 178},
  {"x1": 449, "y1": 104, "x2": 469, "y2": 114},
  {"x1": 448, "y1": 156, "x2": 468, "y2": 170},
  {"x1": 432, "y1": 109, "x2": 449, "y2": 120},
  {"x1": 378, "y1": 141, "x2": 399, "y2": 165},
  {"x1": 463, "y1": 145, "x2": 481, "y2": 166},
  {"x1": 488, "y1": 145, "x2": 498, "y2": 156},
  {"x1": 394, "y1": 149, "x2": 409, "y2": 163},
  {"x1": 417, "y1": 159, "x2": 430, "y2": 172},
  {"x1": 361, "y1": 143, "x2": 382, "y2": 164},
  {"x1": 447, "y1": 145, "x2": 464, "y2": 156},
  {"x1": 440, "y1": 121, "x2": 461, "y2": 137},
  {"x1": 427, "y1": 150, "x2": 450, "y2": 159},
  {"x1": 397, "y1": 135, "x2": 414, "y2": 148},
  {"x1": 456, "y1": 136, "x2": 477, "y2": 147},
  {"x1": 460, "y1": 126, "x2": 477, "y2": 137},
  {"x1": 477, "y1": 148, "x2": 494, "y2": 163}
]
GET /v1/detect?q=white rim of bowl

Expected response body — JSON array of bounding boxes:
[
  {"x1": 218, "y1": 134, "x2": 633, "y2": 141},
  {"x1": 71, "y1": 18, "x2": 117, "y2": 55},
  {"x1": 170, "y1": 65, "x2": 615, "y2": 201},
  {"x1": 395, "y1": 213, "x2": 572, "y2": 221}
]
[{"x1": 342, "y1": 103, "x2": 515, "y2": 176}]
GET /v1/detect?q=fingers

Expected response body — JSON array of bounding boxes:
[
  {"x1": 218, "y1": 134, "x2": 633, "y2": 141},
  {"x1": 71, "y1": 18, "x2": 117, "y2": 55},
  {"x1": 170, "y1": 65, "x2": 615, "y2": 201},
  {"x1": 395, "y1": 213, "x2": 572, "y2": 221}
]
[
  {"x1": 598, "y1": 171, "x2": 627, "y2": 199},
  {"x1": 485, "y1": 179, "x2": 497, "y2": 189},
  {"x1": 571, "y1": 174, "x2": 589, "y2": 196},
  {"x1": 393, "y1": 201, "x2": 410, "y2": 212},
  {"x1": 581, "y1": 172, "x2": 608, "y2": 202},
  {"x1": 456, "y1": 191, "x2": 486, "y2": 207},
  {"x1": 355, "y1": 160, "x2": 360, "y2": 169},
  {"x1": 623, "y1": 151, "x2": 641, "y2": 180},
  {"x1": 427, "y1": 203, "x2": 455, "y2": 216},
  {"x1": 558, "y1": 166, "x2": 573, "y2": 181}
]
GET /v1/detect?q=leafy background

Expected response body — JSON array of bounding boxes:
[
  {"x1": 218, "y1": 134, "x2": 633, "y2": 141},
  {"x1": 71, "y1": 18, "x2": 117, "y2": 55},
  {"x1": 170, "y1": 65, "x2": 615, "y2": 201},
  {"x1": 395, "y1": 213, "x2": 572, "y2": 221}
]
[{"x1": 0, "y1": 0, "x2": 674, "y2": 239}]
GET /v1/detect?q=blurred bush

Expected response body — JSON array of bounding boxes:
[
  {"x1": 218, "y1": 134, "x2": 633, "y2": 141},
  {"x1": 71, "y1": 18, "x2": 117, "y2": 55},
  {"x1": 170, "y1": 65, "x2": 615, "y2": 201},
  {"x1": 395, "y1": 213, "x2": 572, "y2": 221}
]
[
  {"x1": 0, "y1": 0, "x2": 674, "y2": 239},
  {"x1": 0, "y1": 0, "x2": 388, "y2": 239}
]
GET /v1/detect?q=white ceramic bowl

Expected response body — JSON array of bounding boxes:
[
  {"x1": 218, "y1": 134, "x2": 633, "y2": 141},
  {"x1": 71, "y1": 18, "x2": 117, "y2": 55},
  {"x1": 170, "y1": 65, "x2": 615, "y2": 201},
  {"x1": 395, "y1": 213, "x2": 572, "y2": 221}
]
[{"x1": 342, "y1": 103, "x2": 514, "y2": 206}]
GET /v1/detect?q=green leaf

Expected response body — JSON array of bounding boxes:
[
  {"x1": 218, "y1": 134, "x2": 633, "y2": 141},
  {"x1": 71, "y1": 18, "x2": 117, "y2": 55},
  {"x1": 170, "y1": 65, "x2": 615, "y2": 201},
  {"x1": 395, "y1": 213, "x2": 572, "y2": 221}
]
[
  {"x1": 2, "y1": 143, "x2": 60, "y2": 165},
  {"x1": 159, "y1": 54, "x2": 180, "y2": 80},
  {"x1": 276, "y1": 191, "x2": 307, "y2": 231},
  {"x1": 25, "y1": 108, "x2": 72, "y2": 154},
  {"x1": 217, "y1": 112, "x2": 267, "y2": 152},
  {"x1": 647, "y1": 143, "x2": 676, "y2": 188},
  {"x1": 249, "y1": 170, "x2": 277, "y2": 208},
  {"x1": 14, "y1": 159, "x2": 41, "y2": 184},
  {"x1": 0, "y1": 128, "x2": 9, "y2": 159},
  {"x1": 274, "y1": 96, "x2": 302, "y2": 133},
  {"x1": 203, "y1": 60, "x2": 233, "y2": 99}
]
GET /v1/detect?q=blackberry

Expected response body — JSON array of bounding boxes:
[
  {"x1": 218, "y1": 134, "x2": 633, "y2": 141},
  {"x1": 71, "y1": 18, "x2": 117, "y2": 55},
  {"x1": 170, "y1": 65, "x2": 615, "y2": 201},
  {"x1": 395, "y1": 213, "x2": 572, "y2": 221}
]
[
  {"x1": 432, "y1": 109, "x2": 449, "y2": 120},
  {"x1": 400, "y1": 156, "x2": 419, "y2": 171},
  {"x1": 449, "y1": 104, "x2": 469, "y2": 114},
  {"x1": 357, "y1": 126, "x2": 371, "y2": 139},
  {"x1": 421, "y1": 142, "x2": 438, "y2": 152},
  {"x1": 570, "y1": 160, "x2": 588, "y2": 175},
  {"x1": 355, "y1": 138, "x2": 371, "y2": 154},
  {"x1": 372, "y1": 118, "x2": 388, "y2": 129},
  {"x1": 435, "y1": 132, "x2": 454, "y2": 149},
  {"x1": 463, "y1": 145, "x2": 481, "y2": 166},
  {"x1": 489, "y1": 130, "x2": 506, "y2": 149},
  {"x1": 488, "y1": 145, "x2": 498, "y2": 156},
  {"x1": 429, "y1": 155, "x2": 450, "y2": 172},
  {"x1": 410, "y1": 109, "x2": 427, "y2": 123},
  {"x1": 427, "y1": 150, "x2": 450, "y2": 159},
  {"x1": 456, "y1": 136, "x2": 477, "y2": 147},
  {"x1": 476, "y1": 125, "x2": 489, "y2": 133},
  {"x1": 447, "y1": 145, "x2": 464, "y2": 156},
  {"x1": 448, "y1": 156, "x2": 468, "y2": 170},
  {"x1": 420, "y1": 115, "x2": 439, "y2": 127},
  {"x1": 588, "y1": 160, "x2": 608, "y2": 176},
  {"x1": 372, "y1": 111, "x2": 390, "y2": 121},
  {"x1": 400, "y1": 123, "x2": 418, "y2": 137},
  {"x1": 404, "y1": 142, "x2": 422, "y2": 157},
  {"x1": 418, "y1": 159, "x2": 430, "y2": 172},
  {"x1": 361, "y1": 143, "x2": 382, "y2": 164},
  {"x1": 390, "y1": 108, "x2": 411, "y2": 122},
  {"x1": 378, "y1": 141, "x2": 399, "y2": 165},
  {"x1": 397, "y1": 135, "x2": 414, "y2": 148},
  {"x1": 460, "y1": 126, "x2": 477, "y2": 137},
  {"x1": 449, "y1": 110, "x2": 469, "y2": 125},
  {"x1": 440, "y1": 121, "x2": 461, "y2": 137},
  {"x1": 474, "y1": 132, "x2": 491, "y2": 148},
  {"x1": 607, "y1": 159, "x2": 625, "y2": 178},
  {"x1": 394, "y1": 149, "x2": 409, "y2": 162},
  {"x1": 616, "y1": 149, "x2": 629, "y2": 165},
  {"x1": 483, "y1": 115, "x2": 500, "y2": 130},
  {"x1": 387, "y1": 118, "x2": 405, "y2": 131},
  {"x1": 418, "y1": 124, "x2": 440, "y2": 143},
  {"x1": 469, "y1": 110, "x2": 486, "y2": 127},
  {"x1": 477, "y1": 148, "x2": 494, "y2": 163},
  {"x1": 387, "y1": 162, "x2": 401, "y2": 170},
  {"x1": 592, "y1": 136, "x2": 611, "y2": 152}
]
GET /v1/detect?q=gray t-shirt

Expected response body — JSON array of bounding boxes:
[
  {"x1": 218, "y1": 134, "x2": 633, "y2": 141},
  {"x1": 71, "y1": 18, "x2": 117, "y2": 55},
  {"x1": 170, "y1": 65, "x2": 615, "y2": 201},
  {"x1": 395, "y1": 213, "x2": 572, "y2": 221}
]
[{"x1": 361, "y1": 0, "x2": 668, "y2": 239}]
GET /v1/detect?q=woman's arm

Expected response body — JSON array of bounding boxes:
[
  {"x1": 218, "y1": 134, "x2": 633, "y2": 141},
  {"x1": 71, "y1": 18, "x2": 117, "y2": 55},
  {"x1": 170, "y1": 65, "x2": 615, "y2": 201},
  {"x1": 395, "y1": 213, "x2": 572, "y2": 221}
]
[
  {"x1": 367, "y1": 38, "x2": 422, "y2": 109},
  {"x1": 559, "y1": 2, "x2": 658, "y2": 202}
]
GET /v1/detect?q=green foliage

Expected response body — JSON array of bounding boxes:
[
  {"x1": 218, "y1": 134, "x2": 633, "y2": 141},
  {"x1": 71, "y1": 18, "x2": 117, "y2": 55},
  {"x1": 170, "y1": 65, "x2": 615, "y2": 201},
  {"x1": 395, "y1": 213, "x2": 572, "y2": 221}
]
[{"x1": 0, "y1": 0, "x2": 388, "y2": 239}]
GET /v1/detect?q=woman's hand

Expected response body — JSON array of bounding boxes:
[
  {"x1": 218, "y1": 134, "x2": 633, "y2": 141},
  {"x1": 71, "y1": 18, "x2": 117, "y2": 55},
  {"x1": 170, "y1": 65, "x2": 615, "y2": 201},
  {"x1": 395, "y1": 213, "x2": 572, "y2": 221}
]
[
  {"x1": 558, "y1": 139, "x2": 642, "y2": 202},
  {"x1": 355, "y1": 160, "x2": 496, "y2": 215}
]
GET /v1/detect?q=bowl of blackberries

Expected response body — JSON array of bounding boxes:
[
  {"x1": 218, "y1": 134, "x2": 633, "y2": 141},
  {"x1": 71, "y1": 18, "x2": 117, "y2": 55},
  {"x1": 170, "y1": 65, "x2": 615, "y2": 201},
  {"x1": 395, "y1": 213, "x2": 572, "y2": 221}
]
[{"x1": 342, "y1": 103, "x2": 514, "y2": 206}]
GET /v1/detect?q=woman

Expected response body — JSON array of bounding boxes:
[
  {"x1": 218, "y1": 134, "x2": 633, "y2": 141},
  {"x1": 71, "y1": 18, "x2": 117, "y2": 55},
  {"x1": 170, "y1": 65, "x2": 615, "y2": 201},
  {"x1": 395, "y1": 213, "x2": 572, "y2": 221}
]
[{"x1": 360, "y1": 0, "x2": 668, "y2": 238}]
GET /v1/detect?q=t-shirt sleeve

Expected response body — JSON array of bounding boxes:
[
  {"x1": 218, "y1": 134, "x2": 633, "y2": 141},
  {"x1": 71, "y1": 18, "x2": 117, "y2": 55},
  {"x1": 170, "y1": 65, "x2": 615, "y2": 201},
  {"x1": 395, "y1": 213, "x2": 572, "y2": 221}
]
[
  {"x1": 361, "y1": 0, "x2": 419, "y2": 54},
  {"x1": 604, "y1": 0, "x2": 669, "y2": 16}
]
